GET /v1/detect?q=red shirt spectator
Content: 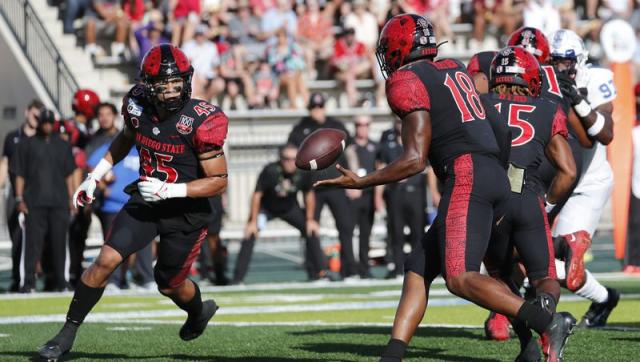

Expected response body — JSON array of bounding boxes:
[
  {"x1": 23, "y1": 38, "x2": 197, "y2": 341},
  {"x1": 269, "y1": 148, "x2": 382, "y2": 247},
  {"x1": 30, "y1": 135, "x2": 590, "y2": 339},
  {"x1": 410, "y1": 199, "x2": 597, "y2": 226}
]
[
  {"x1": 173, "y1": 0, "x2": 200, "y2": 19},
  {"x1": 298, "y1": 11, "x2": 332, "y2": 42},
  {"x1": 122, "y1": 0, "x2": 145, "y2": 22},
  {"x1": 331, "y1": 31, "x2": 367, "y2": 71}
]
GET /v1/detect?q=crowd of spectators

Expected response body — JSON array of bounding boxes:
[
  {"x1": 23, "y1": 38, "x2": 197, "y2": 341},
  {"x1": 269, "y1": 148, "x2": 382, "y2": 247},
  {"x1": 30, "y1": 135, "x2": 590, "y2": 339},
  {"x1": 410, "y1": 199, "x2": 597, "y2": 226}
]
[{"x1": 53, "y1": 0, "x2": 640, "y2": 109}]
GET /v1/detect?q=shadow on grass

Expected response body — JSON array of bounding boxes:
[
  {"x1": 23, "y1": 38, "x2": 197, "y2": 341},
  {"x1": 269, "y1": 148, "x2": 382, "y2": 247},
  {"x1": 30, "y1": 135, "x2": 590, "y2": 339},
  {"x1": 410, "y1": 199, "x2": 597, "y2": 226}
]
[
  {"x1": 290, "y1": 326, "x2": 484, "y2": 340},
  {"x1": 0, "y1": 351, "x2": 327, "y2": 362},
  {"x1": 294, "y1": 343, "x2": 500, "y2": 362}
]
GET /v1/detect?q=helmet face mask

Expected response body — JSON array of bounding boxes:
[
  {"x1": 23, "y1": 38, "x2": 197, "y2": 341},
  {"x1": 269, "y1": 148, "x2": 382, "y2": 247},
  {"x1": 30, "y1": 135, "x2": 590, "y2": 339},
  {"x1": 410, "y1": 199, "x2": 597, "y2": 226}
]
[
  {"x1": 376, "y1": 14, "x2": 438, "y2": 78},
  {"x1": 140, "y1": 44, "x2": 193, "y2": 112},
  {"x1": 549, "y1": 29, "x2": 587, "y2": 78}
]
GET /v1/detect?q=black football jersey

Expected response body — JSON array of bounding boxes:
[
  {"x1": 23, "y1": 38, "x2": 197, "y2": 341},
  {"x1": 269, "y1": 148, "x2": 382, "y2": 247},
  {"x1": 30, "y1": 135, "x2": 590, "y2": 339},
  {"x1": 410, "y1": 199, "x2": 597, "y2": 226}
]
[
  {"x1": 386, "y1": 58, "x2": 501, "y2": 179},
  {"x1": 120, "y1": 84, "x2": 229, "y2": 228},
  {"x1": 481, "y1": 92, "x2": 568, "y2": 194},
  {"x1": 122, "y1": 84, "x2": 228, "y2": 184}
]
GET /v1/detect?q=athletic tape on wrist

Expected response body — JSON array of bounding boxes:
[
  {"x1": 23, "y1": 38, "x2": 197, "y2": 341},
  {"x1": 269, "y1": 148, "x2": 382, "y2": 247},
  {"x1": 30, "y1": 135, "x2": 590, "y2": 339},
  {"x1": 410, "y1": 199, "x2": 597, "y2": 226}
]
[
  {"x1": 574, "y1": 100, "x2": 592, "y2": 118},
  {"x1": 90, "y1": 158, "x2": 113, "y2": 181},
  {"x1": 587, "y1": 112, "x2": 605, "y2": 136}
]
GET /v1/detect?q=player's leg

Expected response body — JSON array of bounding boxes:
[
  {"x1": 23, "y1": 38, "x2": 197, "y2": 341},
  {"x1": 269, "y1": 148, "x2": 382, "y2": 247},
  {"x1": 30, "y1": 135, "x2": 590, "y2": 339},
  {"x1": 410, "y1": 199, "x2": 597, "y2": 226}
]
[
  {"x1": 326, "y1": 189, "x2": 358, "y2": 278},
  {"x1": 381, "y1": 227, "x2": 439, "y2": 361},
  {"x1": 280, "y1": 205, "x2": 327, "y2": 279},
  {"x1": 155, "y1": 227, "x2": 218, "y2": 341},
  {"x1": 38, "y1": 204, "x2": 158, "y2": 360},
  {"x1": 440, "y1": 154, "x2": 575, "y2": 360}
]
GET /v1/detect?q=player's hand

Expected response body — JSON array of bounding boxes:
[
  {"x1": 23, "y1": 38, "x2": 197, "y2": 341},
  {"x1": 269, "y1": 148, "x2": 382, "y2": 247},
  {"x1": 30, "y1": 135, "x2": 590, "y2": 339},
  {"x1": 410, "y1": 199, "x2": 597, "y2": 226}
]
[
  {"x1": 557, "y1": 71, "x2": 584, "y2": 106},
  {"x1": 138, "y1": 176, "x2": 187, "y2": 202},
  {"x1": 313, "y1": 164, "x2": 363, "y2": 189},
  {"x1": 306, "y1": 219, "x2": 319, "y2": 237},
  {"x1": 16, "y1": 201, "x2": 28, "y2": 215},
  {"x1": 244, "y1": 221, "x2": 258, "y2": 239},
  {"x1": 73, "y1": 175, "x2": 99, "y2": 208}
]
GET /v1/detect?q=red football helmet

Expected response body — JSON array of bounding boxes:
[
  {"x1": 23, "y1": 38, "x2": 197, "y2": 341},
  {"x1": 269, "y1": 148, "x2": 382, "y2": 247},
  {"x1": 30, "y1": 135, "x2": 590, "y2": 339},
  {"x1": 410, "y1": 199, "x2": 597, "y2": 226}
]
[
  {"x1": 467, "y1": 51, "x2": 497, "y2": 77},
  {"x1": 507, "y1": 27, "x2": 550, "y2": 63},
  {"x1": 376, "y1": 14, "x2": 438, "y2": 78},
  {"x1": 490, "y1": 46, "x2": 542, "y2": 97},
  {"x1": 140, "y1": 43, "x2": 193, "y2": 111},
  {"x1": 72, "y1": 89, "x2": 100, "y2": 119},
  {"x1": 54, "y1": 119, "x2": 81, "y2": 146}
]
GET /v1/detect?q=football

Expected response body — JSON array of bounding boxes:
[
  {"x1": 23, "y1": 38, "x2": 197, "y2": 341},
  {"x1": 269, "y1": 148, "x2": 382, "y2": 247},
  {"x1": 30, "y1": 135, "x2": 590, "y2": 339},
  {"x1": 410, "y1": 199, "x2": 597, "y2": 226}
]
[{"x1": 295, "y1": 128, "x2": 347, "y2": 171}]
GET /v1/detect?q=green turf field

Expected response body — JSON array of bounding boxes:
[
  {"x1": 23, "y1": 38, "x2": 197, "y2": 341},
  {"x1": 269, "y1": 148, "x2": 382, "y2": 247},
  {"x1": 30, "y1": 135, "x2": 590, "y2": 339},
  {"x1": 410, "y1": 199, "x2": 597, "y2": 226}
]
[{"x1": 0, "y1": 277, "x2": 639, "y2": 361}]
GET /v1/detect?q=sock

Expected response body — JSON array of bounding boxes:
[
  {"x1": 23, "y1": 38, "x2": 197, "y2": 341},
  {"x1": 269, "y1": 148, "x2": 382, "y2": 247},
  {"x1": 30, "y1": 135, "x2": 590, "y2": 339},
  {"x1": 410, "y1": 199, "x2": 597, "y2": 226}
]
[
  {"x1": 516, "y1": 301, "x2": 553, "y2": 335},
  {"x1": 554, "y1": 259, "x2": 567, "y2": 280},
  {"x1": 535, "y1": 292, "x2": 557, "y2": 313},
  {"x1": 85, "y1": 43, "x2": 98, "y2": 54},
  {"x1": 575, "y1": 270, "x2": 609, "y2": 303},
  {"x1": 511, "y1": 317, "x2": 533, "y2": 351},
  {"x1": 174, "y1": 280, "x2": 203, "y2": 317},
  {"x1": 380, "y1": 338, "x2": 407, "y2": 361},
  {"x1": 66, "y1": 280, "x2": 105, "y2": 325}
]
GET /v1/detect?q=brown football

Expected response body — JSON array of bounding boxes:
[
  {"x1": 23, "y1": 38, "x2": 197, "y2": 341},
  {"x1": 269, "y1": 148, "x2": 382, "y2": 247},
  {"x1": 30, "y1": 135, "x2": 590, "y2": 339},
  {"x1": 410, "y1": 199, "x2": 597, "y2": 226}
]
[{"x1": 295, "y1": 128, "x2": 347, "y2": 171}]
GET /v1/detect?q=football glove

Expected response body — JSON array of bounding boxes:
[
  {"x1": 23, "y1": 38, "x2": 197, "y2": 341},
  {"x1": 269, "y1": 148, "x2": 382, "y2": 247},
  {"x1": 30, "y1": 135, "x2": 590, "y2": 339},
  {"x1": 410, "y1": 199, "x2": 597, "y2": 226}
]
[
  {"x1": 556, "y1": 71, "x2": 585, "y2": 106},
  {"x1": 138, "y1": 176, "x2": 187, "y2": 202},
  {"x1": 73, "y1": 175, "x2": 99, "y2": 208}
]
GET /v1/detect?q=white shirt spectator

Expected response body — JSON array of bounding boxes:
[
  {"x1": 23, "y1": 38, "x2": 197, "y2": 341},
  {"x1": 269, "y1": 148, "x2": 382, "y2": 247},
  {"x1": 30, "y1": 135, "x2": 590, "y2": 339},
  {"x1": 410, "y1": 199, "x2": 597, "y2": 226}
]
[
  {"x1": 182, "y1": 38, "x2": 220, "y2": 79},
  {"x1": 524, "y1": 0, "x2": 561, "y2": 35},
  {"x1": 345, "y1": 10, "x2": 379, "y2": 49},
  {"x1": 261, "y1": 1, "x2": 297, "y2": 45}
]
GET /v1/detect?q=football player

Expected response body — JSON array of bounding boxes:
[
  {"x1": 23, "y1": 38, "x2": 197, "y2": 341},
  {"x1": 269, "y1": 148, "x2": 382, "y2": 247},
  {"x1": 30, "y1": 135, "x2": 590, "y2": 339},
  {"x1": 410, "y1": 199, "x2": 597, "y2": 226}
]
[
  {"x1": 482, "y1": 47, "x2": 577, "y2": 361},
  {"x1": 38, "y1": 44, "x2": 229, "y2": 360},
  {"x1": 315, "y1": 14, "x2": 575, "y2": 362},
  {"x1": 548, "y1": 29, "x2": 620, "y2": 328}
]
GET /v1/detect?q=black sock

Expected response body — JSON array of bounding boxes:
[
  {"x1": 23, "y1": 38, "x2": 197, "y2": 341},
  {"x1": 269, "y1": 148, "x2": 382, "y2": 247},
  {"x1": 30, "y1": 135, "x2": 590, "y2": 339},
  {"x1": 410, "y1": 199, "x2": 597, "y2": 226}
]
[
  {"x1": 380, "y1": 338, "x2": 407, "y2": 361},
  {"x1": 174, "y1": 280, "x2": 203, "y2": 317},
  {"x1": 516, "y1": 301, "x2": 553, "y2": 335},
  {"x1": 66, "y1": 280, "x2": 105, "y2": 325},
  {"x1": 510, "y1": 317, "x2": 533, "y2": 351},
  {"x1": 535, "y1": 292, "x2": 558, "y2": 313}
]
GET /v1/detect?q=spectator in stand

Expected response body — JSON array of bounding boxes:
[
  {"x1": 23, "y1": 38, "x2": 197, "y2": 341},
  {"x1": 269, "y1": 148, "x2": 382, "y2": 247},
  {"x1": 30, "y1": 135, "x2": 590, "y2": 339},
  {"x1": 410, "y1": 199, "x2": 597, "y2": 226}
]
[
  {"x1": 524, "y1": 0, "x2": 561, "y2": 35},
  {"x1": 63, "y1": 0, "x2": 92, "y2": 34},
  {"x1": 221, "y1": 79, "x2": 249, "y2": 111},
  {"x1": 228, "y1": 0, "x2": 265, "y2": 59},
  {"x1": 169, "y1": 0, "x2": 201, "y2": 46},
  {"x1": 260, "y1": 0, "x2": 297, "y2": 45},
  {"x1": 344, "y1": 0, "x2": 379, "y2": 50},
  {"x1": 12, "y1": 108, "x2": 75, "y2": 293},
  {"x1": 182, "y1": 24, "x2": 225, "y2": 101},
  {"x1": 267, "y1": 28, "x2": 308, "y2": 109},
  {"x1": 251, "y1": 0, "x2": 277, "y2": 16},
  {"x1": 85, "y1": 0, "x2": 131, "y2": 60},
  {"x1": 331, "y1": 28, "x2": 370, "y2": 107},
  {"x1": 134, "y1": 17, "x2": 170, "y2": 66},
  {"x1": 251, "y1": 61, "x2": 280, "y2": 109},
  {"x1": 297, "y1": 0, "x2": 334, "y2": 80},
  {"x1": 0, "y1": 99, "x2": 41, "y2": 292}
]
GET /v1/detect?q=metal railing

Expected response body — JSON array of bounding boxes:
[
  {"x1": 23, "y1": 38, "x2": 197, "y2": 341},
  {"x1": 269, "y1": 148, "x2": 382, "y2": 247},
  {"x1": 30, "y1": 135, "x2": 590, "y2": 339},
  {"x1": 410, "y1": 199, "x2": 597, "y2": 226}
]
[{"x1": 0, "y1": 0, "x2": 78, "y2": 117}]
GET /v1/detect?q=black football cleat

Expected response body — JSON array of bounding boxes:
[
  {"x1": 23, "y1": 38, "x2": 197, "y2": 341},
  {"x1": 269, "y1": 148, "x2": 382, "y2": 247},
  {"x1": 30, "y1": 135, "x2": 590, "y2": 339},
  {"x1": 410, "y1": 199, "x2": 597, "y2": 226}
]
[
  {"x1": 179, "y1": 299, "x2": 219, "y2": 341},
  {"x1": 514, "y1": 338, "x2": 541, "y2": 362},
  {"x1": 540, "y1": 312, "x2": 576, "y2": 362},
  {"x1": 579, "y1": 287, "x2": 620, "y2": 328},
  {"x1": 37, "y1": 326, "x2": 77, "y2": 361}
]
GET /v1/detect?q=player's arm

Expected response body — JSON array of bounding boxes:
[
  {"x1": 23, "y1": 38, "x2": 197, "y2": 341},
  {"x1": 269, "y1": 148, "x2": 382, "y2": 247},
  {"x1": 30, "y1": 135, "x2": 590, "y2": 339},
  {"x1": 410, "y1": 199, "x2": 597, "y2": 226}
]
[
  {"x1": 567, "y1": 110, "x2": 594, "y2": 148},
  {"x1": 559, "y1": 73, "x2": 613, "y2": 145},
  {"x1": 315, "y1": 70, "x2": 431, "y2": 189},
  {"x1": 184, "y1": 149, "x2": 228, "y2": 198},
  {"x1": 544, "y1": 135, "x2": 577, "y2": 208},
  {"x1": 315, "y1": 111, "x2": 431, "y2": 189},
  {"x1": 244, "y1": 190, "x2": 263, "y2": 238},
  {"x1": 72, "y1": 124, "x2": 136, "y2": 208}
]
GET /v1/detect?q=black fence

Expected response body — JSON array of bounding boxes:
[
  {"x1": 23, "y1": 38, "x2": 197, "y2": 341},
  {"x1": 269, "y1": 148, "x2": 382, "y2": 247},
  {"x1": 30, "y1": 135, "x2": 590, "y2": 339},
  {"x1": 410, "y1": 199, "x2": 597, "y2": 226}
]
[{"x1": 0, "y1": 0, "x2": 78, "y2": 117}]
